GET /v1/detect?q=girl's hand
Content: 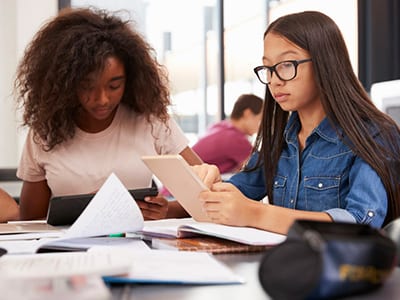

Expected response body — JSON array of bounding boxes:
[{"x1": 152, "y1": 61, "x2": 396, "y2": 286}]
[
  {"x1": 136, "y1": 195, "x2": 169, "y2": 220},
  {"x1": 192, "y1": 163, "x2": 221, "y2": 188},
  {"x1": 199, "y1": 182, "x2": 260, "y2": 227}
]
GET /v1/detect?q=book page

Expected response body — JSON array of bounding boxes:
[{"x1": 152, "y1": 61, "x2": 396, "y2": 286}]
[
  {"x1": 64, "y1": 173, "x2": 144, "y2": 239},
  {"x1": 0, "y1": 276, "x2": 110, "y2": 300},
  {"x1": 0, "y1": 231, "x2": 64, "y2": 242},
  {"x1": 0, "y1": 251, "x2": 131, "y2": 279},
  {"x1": 100, "y1": 249, "x2": 244, "y2": 284},
  {"x1": 0, "y1": 222, "x2": 60, "y2": 235},
  {"x1": 45, "y1": 237, "x2": 150, "y2": 252},
  {"x1": 181, "y1": 222, "x2": 286, "y2": 246},
  {"x1": 140, "y1": 218, "x2": 197, "y2": 238},
  {"x1": 141, "y1": 218, "x2": 286, "y2": 246}
]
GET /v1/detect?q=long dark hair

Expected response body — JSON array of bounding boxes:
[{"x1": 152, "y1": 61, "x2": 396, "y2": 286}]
[
  {"x1": 15, "y1": 7, "x2": 170, "y2": 151},
  {"x1": 251, "y1": 11, "x2": 400, "y2": 225}
]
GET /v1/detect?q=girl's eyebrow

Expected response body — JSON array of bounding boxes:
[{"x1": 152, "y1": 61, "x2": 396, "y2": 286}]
[
  {"x1": 110, "y1": 75, "x2": 125, "y2": 82},
  {"x1": 262, "y1": 50, "x2": 301, "y2": 62}
]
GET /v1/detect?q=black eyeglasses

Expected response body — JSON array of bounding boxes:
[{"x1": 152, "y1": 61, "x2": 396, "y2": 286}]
[{"x1": 253, "y1": 58, "x2": 312, "y2": 85}]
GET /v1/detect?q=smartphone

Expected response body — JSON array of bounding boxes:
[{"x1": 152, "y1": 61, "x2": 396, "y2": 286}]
[{"x1": 46, "y1": 186, "x2": 158, "y2": 226}]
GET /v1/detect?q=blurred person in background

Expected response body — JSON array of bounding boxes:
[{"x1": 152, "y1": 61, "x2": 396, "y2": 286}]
[{"x1": 193, "y1": 94, "x2": 263, "y2": 175}]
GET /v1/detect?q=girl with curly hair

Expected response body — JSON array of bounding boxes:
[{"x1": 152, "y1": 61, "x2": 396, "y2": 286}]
[
  {"x1": 193, "y1": 11, "x2": 400, "y2": 234},
  {"x1": 15, "y1": 7, "x2": 201, "y2": 220}
]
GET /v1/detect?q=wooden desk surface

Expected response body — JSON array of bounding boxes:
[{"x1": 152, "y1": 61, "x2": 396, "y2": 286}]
[{"x1": 110, "y1": 252, "x2": 400, "y2": 300}]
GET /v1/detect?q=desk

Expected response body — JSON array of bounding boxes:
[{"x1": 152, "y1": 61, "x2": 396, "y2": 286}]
[{"x1": 110, "y1": 252, "x2": 400, "y2": 300}]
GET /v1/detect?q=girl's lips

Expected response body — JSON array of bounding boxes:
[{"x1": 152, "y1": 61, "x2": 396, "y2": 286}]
[
  {"x1": 93, "y1": 107, "x2": 113, "y2": 119},
  {"x1": 274, "y1": 93, "x2": 289, "y2": 102}
]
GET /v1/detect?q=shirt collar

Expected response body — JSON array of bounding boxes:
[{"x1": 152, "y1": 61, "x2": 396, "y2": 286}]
[{"x1": 284, "y1": 111, "x2": 341, "y2": 144}]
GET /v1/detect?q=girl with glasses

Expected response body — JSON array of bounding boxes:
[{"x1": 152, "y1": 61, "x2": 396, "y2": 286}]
[{"x1": 193, "y1": 11, "x2": 400, "y2": 234}]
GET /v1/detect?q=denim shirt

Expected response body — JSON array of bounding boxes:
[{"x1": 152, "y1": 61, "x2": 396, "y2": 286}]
[{"x1": 228, "y1": 112, "x2": 387, "y2": 228}]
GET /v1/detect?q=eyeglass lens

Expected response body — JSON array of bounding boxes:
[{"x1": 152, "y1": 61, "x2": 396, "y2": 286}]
[{"x1": 258, "y1": 61, "x2": 296, "y2": 84}]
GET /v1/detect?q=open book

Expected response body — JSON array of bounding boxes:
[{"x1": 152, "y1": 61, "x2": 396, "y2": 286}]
[{"x1": 138, "y1": 218, "x2": 286, "y2": 246}]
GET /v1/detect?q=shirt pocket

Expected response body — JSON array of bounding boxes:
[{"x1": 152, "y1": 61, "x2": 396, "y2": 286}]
[
  {"x1": 304, "y1": 176, "x2": 340, "y2": 211},
  {"x1": 272, "y1": 175, "x2": 287, "y2": 206}
]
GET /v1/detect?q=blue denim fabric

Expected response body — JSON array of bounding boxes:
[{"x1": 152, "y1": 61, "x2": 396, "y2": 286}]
[{"x1": 228, "y1": 112, "x2": 388, "y2": 228}]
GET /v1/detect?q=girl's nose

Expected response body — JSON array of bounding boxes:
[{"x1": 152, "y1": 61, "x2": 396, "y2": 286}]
[{"x1": 95, "y1": 88, "x2": 109, "y2": 105}]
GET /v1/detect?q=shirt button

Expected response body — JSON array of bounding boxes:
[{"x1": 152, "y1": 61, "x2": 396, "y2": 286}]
[
  {"x1": 368, "y1": 211, "x2": 374, "y2": 217},
  {"x1": 318, "y1": 183, "x2": 323, "y2": 188},
  {"x1": 290, "y1": 199, "x2": 294, "y2": 204},
  {"x1": 274, "y1": 181, "x2": 278, "y2": 186}
]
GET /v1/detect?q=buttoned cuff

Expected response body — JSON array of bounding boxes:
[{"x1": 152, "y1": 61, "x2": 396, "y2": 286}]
[{"x1": 325, "y1": 208, "x2": 356, "y2": 224}]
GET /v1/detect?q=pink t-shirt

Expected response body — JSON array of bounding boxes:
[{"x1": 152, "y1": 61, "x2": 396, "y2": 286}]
[
  {"x1": 192, "y1": 120, "x2": 252, "y2": 173},
  {"x1": 17, "y1": 104, "x2": 189, "y2": 196}
]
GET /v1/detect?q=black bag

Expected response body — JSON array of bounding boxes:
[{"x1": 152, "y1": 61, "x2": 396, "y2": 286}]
[
  {"x1": 383, "y1": 217, "x2": 400, "y2": 265},
  {"x1": 258, "y1": 220, "x2": 397, "y2": 300}
]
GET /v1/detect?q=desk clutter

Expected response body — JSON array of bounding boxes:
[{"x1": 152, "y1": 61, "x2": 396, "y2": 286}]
[
  {"x1": 1, "y1": 173, "x2": 398, "y2": 300},
  {"x1": 0, "y1": 173, "x2": 264, "y2": 298}
]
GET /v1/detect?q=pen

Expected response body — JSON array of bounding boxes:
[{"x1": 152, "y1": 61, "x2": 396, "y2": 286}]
[{"x1": 109, "y1": 233, "x2": 125, "y2": 237}]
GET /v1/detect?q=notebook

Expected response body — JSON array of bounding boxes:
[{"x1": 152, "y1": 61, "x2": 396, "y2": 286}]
[
  {"x1": 137, "y1": 218, "x2": 286, "y2": 246},
  {"x1": 150, "y1": 236, "x2": 270, "y2": 254}
]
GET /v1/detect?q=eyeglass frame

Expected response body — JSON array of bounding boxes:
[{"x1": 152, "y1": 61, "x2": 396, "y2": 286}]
[{"x1": 253, "y1": 58, "x2": 312, "y2": 85}]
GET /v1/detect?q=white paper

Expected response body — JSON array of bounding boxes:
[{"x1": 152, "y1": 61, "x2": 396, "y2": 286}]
[
  {"x1": 0, "y1": 221, "x2": 64, "y2": 240},
  {"x1": 47, "y1": 237, "x2": 150, "y2": 251},
  {"x1": 0, "y1": 231, "x2": 64, "y2": 241},
  {"x1": 101, "y1": 248, "x2": 244, "y2": 284},
  {"x1": 0, "y1": 251, "x2": 131, "y2": 279},
  {"x1": 0, "y1": 276, "x2": 111, "y2": 300},
  {"x1": 0, "y1": 238, "x2": 59, "y2": 254},
  {"x1": 64, "y1": 173, "x2": 144, "y2": 239},
  {"x1": 141, "y1": 218, "x2": 286, "y2": 246}
]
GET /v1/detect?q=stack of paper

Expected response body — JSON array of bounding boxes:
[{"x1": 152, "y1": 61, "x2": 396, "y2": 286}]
[
  {"x1": 95, "y1": 248, "x2": 244, "y2": 285},
  {"x1": 0, "y1": 276, "x2": 111, "y2": 300},
  {"x1": 0, "y1": 251, "x2": 131, "y2": 279},
  {"x1": 0, "y1": 221, "x2": 64, "y2": 241},
  {"x1": 0, "y1": 173, "x2": 244, "y2": 286},
  {"x1": 0, "y1": 173, "x2": 146, "y2": 254}
]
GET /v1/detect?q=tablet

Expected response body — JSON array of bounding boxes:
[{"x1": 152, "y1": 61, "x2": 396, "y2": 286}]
[
  {"x1": 46, "y1": 186, "x2": 158, "y2": 226},
  {"x1": 141, "y1": 155, "x2": 210, "y2": 222}
]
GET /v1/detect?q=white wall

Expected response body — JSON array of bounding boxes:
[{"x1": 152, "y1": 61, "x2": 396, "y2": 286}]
[
  {"x1": 269, "y1": 0, "x2": 358, "y2": 75},
  {"x1": 0, "y1": 0, "x2": 57, "y2": 167}
]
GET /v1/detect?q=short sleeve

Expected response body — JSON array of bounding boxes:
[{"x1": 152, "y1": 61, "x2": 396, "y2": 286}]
[
  {"x1": 16, "y1": 129, "x2": 46, "y2": 182},
  {"x1": 152, "y1": 117, "x2": 189, "y2": 155}
]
